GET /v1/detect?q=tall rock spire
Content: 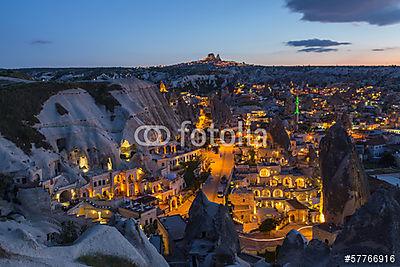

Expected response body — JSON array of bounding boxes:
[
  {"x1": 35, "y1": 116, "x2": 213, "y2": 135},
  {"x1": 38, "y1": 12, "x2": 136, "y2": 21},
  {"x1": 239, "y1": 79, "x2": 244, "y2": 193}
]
[
  {"x1": 319, "y1": 123, "x2": 369, "y2": 225},
  {"x1": 184, "y1": 191, "x2": 240, "y2": 263}
]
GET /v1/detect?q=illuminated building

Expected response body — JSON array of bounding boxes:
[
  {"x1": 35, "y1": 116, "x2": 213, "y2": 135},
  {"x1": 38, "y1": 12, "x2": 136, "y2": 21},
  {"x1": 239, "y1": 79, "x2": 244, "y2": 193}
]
[{"x1": 160, "y1": 81, "x2": 168, "y2": 93}]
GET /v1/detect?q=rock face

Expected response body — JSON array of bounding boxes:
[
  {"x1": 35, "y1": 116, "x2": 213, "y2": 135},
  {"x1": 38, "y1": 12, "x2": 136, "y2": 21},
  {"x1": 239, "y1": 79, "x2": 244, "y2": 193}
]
[
  {"x1": 277, "y1": 189, "x2": 400, "y2": 266},
  {"x1": 277, "y1": 230, "x2": 330, "y2": 267},
  {"x1": 0, "y1": 78, "x2": 184, "y2": 183},
  {"x1": 184, "y1": 191, "x2": 240, "y2": 265},
  {"x1": 283, "y1": 94, "x2": 295, "y2": 116},
  {"x1": 337, "y1": 112, "x2": 352, "y2": 130},
  {"x1": 319, "y1": 123, "x2": 369, "y2": 225},
  {"x1": 37, "y1": 78, "x2": 181, "y2": 162},
  {"x1": 203, "y1": 53, "x2": 222, "y2": 62},
  {"x1": 175, "y1": 96, "x2": 197, "y2": 123},
  {"x1": 111, "y1": 216, "x2": 169, "y2": 267},
  {"x1": 277, "y1": 230, "x2": 307, "y2": 265},
  {"x1": 0, "y1": 190, "x2": 168, "y2": 267},
  {"x1": 269, "y1": 117, "x2": 290, "y2": 151},
  {"x1": 209, "y1": 95, "x2": 233, "y2": 127},
  {"x1": 329, "y1": 188, "x2": 400, "y2": 265}
]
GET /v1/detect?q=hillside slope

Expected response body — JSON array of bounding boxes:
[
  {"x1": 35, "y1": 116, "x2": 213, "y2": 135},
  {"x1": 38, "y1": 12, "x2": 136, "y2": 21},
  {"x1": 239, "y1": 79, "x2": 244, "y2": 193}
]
[{"x1": 0, "y1": 78, "x2": 182, "y2": 183}]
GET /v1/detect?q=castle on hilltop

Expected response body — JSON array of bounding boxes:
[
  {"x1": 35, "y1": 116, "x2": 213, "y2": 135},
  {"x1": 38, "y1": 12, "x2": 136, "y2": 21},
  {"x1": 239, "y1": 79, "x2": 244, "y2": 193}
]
[{"x1": 203, "y1": 53, "x2": 222, "y2": 62}]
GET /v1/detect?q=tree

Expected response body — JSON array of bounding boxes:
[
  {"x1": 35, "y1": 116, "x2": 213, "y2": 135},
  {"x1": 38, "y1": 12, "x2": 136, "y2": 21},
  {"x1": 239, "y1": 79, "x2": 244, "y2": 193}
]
[
  {"x1": 0, "y1": 174, "x2": 17, "y2": 202},
  {"x1": 246, "y1": 148, "x2": 256, "y2": 166},
  {"x1": 259, "y1": 218, "x2": 278, "y2": 233},
  {"x1": 56, "y1": 221, "x2": 80, "y2": 245},
  {"x1": 180, "y1": 155, "x2": 211, "y2": 190}
]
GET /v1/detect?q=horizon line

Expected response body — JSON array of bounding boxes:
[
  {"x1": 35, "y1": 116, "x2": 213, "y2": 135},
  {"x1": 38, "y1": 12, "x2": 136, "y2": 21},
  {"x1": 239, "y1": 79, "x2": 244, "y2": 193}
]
[{"x1": 2, "y1": 63, "x2": 400, "y2": 70}]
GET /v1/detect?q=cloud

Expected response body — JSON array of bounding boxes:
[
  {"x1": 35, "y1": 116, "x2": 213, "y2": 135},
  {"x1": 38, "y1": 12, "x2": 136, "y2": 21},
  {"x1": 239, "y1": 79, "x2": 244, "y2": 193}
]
[
  {"x1": 285, "y1": 0, "x2": 400, "y2": 26},
  {"x1": 371, "y1": 47, "x2": 397, "y2": 52},
  {"x1": 298, "y1": 47, "x2": 338, "y2": 53},
  {"x1": 286, "y1": 38, "x2": 350, "y2": 53},
  {"x1": 30, "y1": 39, "x2": 52, "y2": 45},
  {"x1": 286, "y1": 38, "x2": 351, "y2": 47}
]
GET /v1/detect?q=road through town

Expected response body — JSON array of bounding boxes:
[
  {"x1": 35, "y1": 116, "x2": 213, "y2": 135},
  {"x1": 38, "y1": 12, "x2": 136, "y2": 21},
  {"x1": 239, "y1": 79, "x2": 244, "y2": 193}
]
[
  {"x1": 167, "y1": 144, "x2": 235, "y2": 216},
  {"x1": 202, "y1": 144, "x2": 234, "y2": 204}
]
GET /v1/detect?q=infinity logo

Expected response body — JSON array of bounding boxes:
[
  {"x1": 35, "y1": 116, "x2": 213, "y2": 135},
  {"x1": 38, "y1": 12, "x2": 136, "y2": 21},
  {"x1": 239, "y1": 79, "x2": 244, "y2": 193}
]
[{"x1": 134, "y1": 125, "x2": 171, "y2": 146}]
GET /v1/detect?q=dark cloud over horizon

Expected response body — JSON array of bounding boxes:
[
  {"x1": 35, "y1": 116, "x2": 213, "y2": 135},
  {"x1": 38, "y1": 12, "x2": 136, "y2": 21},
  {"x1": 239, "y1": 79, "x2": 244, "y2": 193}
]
[
  {"x1": 286, "y1": 38, "x2": 351, "y2": 53},
  {"x1": 298, "y1": 47, "x2": 338, "y2": 53},
  {"x1": 30, "y1": 39, "x2": 52, "y2": 45},
  {"x1": 285, "y1": 0, "x2": 400, "y2": 26},
  {"x1": 287, "y1": 39, "x2": 351, "y2": 47},
  {"x1": 371, "y1": 47, "x2": 397, "y2": 52}
]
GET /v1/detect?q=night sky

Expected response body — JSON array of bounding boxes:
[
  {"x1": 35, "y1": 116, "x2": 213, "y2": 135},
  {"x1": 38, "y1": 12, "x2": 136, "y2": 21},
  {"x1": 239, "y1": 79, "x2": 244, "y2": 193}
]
[{"x1": 1, "y1": 0, "x2": 400, "y2": 67}]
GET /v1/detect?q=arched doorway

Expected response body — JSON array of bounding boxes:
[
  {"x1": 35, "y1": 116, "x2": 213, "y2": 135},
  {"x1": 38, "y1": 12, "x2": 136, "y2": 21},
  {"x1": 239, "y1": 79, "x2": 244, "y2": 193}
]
[
  {"x1": 170, "y1": 197, "x2": 178, "y2": 210},
  {"x1": 113, "y1": 173, "x2": 127, "y2": 196},
  {"x1": 295, "y1": 178, "x2": 305, "y2": 188},
  {"x1": 283, "y1": 177, "x2": 292, "y2": 187},
  {"x1": 59, "y1": 190, "x2": 72, "y2": 203},
  {"x1": 273, "y1": 189, "x2": 283, "y2": 198},
  {"x1": 262, "y1": 189, "x2": 270, "y2": 197}
]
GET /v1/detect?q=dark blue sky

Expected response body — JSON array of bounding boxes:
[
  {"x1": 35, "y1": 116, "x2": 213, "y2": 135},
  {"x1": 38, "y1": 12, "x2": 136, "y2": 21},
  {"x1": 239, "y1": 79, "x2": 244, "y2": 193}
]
[{"x1": 1, "y1": 0, "x2": 399, "y2": 67}]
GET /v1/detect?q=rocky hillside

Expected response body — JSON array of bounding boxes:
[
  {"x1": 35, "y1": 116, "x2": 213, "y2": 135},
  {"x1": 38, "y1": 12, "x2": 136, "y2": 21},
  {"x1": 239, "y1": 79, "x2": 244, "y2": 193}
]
[{"x1": 0, "y1": 78, "x2": 182, "y2": 183}]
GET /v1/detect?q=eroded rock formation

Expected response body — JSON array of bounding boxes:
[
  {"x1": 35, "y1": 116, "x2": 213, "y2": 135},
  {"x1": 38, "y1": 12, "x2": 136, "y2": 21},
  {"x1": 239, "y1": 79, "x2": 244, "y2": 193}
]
[
  {"x1": 0, "y1": 78, "x2": 184, "y2": 183},
  {"x1": 329, "y1": 188, "x2": 400, "y2": 265},
  {"x1": 277, "y1": 230, "x2": 330, "y2": 267},
  {"x1": 319, "y1": 123, "x2": 369, "y2": 225},
  {"x1": 269, "y1": 117, "x2": 290, "y2": 151},
  {"x1": 184, "y1": 191, "x2": 240, "y2": 266},
  {"x1": 209, "y1": 94, "x2": 233, "y2": 127},
  {"x1": 0, "y1": 188, "x2": 168, "y2": 267},
  {"x1": 111, "y1": 216, "x2": 169, "y2": 267},
  {"x1": 276, "y1": 188, "x2": 400, "y2": 266}
]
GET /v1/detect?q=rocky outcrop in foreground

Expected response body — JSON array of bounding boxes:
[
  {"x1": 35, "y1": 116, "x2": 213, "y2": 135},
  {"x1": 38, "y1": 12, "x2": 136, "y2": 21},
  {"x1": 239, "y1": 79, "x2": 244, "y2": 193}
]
[
  {"x1": 277, "y1": 188, "x2": 400, "y2": 266},
  {"x1": 277, "y1": 230, "x2": 330, "y2": 267},
  {"x1": 319, "y1": 123, "x2": 369, "y2": 225},
  {"x1": 184, "y1": 191, "x2": 240, "y2": 266},
  {"x1": 329, "y1": 188, "x2": 400, "y2": 265},
  {"x1": 111, "y1": 216, "x2": 168, "y2": 267},
  {"x1": 0, "y1": 188, "x2": 167, "y2": 267}
]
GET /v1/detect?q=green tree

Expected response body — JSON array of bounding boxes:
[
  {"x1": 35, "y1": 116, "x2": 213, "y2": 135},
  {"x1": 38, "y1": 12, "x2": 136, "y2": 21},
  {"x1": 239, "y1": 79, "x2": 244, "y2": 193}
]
[
  {"x1": 246, "y1": 148, "x2": 256, "y2": 165},
  {"x1": 180, "y1": 155, "x2": 211, "y2": 190},
  {"x1": 259, "y1": 218, "x2": 278, "y2": 233},
  {"x1": 57, "y1": 221, "x2": 79, "y2": 245}
]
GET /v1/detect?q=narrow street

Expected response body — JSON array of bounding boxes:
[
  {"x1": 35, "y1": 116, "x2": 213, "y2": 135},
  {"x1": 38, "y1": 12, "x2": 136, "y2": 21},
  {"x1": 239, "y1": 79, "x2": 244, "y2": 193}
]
[
  {"x1": 202, "y1": 144, "x2": 234, "y2": 204},
  {"x1": 167, "y1": 144, "x2": 235, "y2": 216}
]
